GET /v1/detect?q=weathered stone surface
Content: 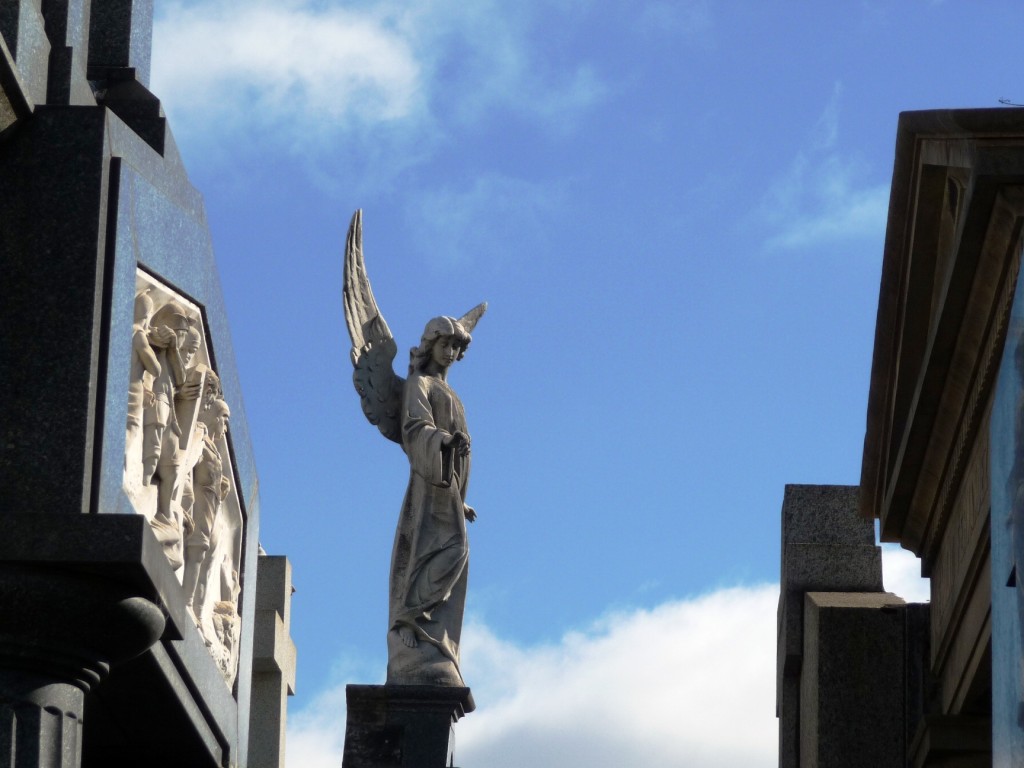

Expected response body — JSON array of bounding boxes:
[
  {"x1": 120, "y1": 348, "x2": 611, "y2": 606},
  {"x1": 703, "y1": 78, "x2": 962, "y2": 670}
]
[
  {"x1": 777, "y1": 484, "x2": 888, "y2": 768},
  {"x1": 781, "y1": 543, "x2": 883, "y2": 593},
  {"x1": 343, "y1": 685, "x2": 474, "y2": 768},
  {"x1": 777, "y1": 484, "x2": 882, "y2": 691},
  {"x1": 777, "y1": 674, "x2": 799, "y2": 768},
  {"x1": 781, "y1": 484, "x2": 871, "y2": 547},
  {"x1": 249, "y1": 555, "x2": 297, "y2": 768},
  {"x1": 801, "y1": 591, "x2": 907, "y2": 768}
]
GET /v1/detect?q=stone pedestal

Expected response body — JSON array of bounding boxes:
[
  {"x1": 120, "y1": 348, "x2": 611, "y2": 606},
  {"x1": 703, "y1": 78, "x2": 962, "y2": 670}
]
[{"x1": 342, "y1": 685, "x2": 474, "y2": 768}]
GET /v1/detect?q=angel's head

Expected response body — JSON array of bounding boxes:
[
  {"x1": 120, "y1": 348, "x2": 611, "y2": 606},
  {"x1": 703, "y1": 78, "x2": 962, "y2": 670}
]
[{"x1": 409, "y1": 315, "x2": 472, "y2": 375}]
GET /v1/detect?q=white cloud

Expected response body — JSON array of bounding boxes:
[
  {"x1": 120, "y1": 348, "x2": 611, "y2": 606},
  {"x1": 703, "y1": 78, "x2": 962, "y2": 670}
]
[
  {"x1": 881, "y1": 543, "x2": 931, "y2": 603},
  {"x1": 287, "y1": 584, "x2": 780, "y2": 768},
  {"x1": 760, "y1": 83, "x2": 889, "y2": 251},
  {"x1": 153, "y1": 2, "x2": 422, "y2": 134},
  {"x1": 763, "y1": 158, "x2": 889, "y2": 250},
  {"x1": 456, "y1": 585, "x2": 779, "y2": 767},
  {"x1": 285, "y1": 550, "x2": 930, "y2": 768},
  {"x1": 151, "y1": 0, "x2": 606, "y2": 150},
  {"x1": 286, "y1": 685, "x2": 349, "y2": 768}
]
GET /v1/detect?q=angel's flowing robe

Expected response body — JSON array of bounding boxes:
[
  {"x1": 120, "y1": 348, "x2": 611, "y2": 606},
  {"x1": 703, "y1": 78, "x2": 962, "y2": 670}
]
[{"x1": 387, "y1": 371, "x2": 470, "y2": 686}]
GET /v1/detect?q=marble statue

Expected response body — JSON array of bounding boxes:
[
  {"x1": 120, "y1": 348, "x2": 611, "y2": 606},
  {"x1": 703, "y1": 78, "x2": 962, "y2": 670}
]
[{"x1": 342, "y1": 209, "x2": 486, "y2": 688}]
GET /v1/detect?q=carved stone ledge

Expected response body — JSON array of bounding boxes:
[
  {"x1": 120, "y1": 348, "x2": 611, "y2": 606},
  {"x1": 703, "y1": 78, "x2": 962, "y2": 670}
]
[
  {"x1": 0, "y1": 565, "x2": 166, "y2": 680},
  {"x1": 0, "y1": 564, "x2": 165, "y2": 768}
]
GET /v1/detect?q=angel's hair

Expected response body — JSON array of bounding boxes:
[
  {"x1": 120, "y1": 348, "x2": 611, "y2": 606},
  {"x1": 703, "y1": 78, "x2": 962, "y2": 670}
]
[{"x1": 409, "y1": 315, "x2": 472, "y2": 375}]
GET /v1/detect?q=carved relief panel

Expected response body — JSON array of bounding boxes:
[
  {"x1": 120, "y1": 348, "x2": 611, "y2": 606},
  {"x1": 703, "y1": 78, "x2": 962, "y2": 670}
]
[{"x1": 123, "y1": 269, "x2": 245, "y2": 687}]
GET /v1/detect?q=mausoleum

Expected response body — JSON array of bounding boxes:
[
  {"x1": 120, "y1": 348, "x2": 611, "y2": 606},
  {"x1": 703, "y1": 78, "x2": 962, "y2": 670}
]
[
  {"x1": 778, "y1": 108, "x2": 1024, "y2": 767},
  {"x1": 0, "y1": 2, "x2": 295, "y2": 766}
]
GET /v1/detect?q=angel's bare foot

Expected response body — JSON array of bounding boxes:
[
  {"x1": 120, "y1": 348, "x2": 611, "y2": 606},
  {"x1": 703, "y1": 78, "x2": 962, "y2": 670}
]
[{"x1": 399, "y1": 626, "x2": 418, "y2": 648}]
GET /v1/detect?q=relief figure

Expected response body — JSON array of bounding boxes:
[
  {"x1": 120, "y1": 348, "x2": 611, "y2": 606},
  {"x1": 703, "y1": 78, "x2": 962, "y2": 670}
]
[{"x1": 182, "y1": 397, "x2": 231, "y2": 619}]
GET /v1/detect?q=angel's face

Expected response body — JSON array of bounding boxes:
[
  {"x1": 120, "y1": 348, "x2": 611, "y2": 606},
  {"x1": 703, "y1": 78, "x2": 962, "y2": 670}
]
[{"x1": 431, "y1": 336, "x2": 460, "y2": 369}]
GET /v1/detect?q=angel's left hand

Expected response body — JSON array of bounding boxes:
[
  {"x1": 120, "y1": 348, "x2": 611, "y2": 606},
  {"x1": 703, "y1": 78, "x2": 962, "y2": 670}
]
[
  {"x1": 445, "y1": 431, "x2": 471, "y2": 457},
  {"x1": 464, "y1": 504, "x2": 477, "y2": 523}
]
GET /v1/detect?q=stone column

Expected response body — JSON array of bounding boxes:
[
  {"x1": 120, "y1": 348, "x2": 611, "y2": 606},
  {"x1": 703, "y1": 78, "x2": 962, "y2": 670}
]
[
  {"x1": 776, "y1": 485, "x2": 883, "y2": 768},
  {"x1": 249, "y1": 555, "x2": 297, "y2": 768},
  {"x1": 0, "y1": 564, "x2": 165, "y2": 768}
]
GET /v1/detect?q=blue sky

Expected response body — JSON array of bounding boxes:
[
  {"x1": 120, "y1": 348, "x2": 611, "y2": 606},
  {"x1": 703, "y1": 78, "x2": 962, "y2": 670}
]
[{"x1": 149, "y1": 1, "x2": 1017, "y2": 764}]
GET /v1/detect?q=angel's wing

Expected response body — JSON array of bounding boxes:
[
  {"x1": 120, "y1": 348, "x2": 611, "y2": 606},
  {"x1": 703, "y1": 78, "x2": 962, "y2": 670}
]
[
  {"x1": 458, "y1": 302, "x2": 487, "y2": 333},
  {"x1": 342, "y1": 210, "x2": 405, "y2": 445}
]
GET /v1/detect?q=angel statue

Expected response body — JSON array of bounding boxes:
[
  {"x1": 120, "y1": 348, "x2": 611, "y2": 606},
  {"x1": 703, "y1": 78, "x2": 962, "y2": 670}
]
[{"x1": 343, "y1": 209, "x2": 485, "y2": 690}]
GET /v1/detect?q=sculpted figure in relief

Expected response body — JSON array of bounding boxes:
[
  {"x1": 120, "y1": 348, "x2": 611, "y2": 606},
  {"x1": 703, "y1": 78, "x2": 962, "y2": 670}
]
[
  {"x1": 148, "y1": 311, "x2": 207, "y2": 568},
  {"x1": 342, "y1": 210, "x2": 485, "y2": 689},
  {"x1": 124, "y1": 281, "x2": 244, "y2": 687},
  {"x1": 183, "y1": 397, "x2": 231, "y2": 619},
  {"x1": 209, "y1": 560, "x2": 243, "y2": 684},
  {"x1": 142, "y1": 301, "x2": 189, "y2": 485},
  {"x1": 127, "y1": 290, "x2": 159, "y2": 469}
]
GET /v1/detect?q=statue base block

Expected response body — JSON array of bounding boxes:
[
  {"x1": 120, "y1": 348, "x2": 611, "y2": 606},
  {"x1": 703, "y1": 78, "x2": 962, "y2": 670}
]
[{"x1": 342, "y1": 684, "x2": 475, "y2": 768}]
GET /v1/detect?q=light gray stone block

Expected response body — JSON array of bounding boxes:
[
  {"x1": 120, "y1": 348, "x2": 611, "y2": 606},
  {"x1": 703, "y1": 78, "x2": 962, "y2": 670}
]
[
  {"x1": 801, "y1": 592, "x2": 907, "y2": 768},
  {"x1": 249, "y1": 555, "x2": 296, "y2": 768},
  {"x1": 781, "y1": 484, "x2": 871, "y2": 547},
  {"x1": 777, "y1": 484, "x2": 888, "y2": 767},
  {"x1": 782, "y1": 543, "x2": 883, "y2": 593}
]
